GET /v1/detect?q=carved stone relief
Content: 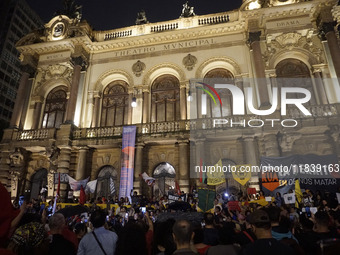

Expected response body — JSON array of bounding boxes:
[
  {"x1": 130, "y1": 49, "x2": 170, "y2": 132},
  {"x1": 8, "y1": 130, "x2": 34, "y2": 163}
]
[
  {"x1": 132, "y1": 60, "x2": 146, "y2": 77},
  {"x1": 182, "y1": 54, "x2": 197, "y2": 71},
  {"x1": 264, "y1": 32, "x2": 324, "y2": 68}
]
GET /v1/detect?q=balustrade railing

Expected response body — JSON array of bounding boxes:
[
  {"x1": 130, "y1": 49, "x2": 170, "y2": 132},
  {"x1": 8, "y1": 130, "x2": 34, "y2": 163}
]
[
  {"x1": 13, "y1": 104, "x2": 340, "y2": 141},
  {"x1": 17, "y1": 128, "x2": 56, "y2": 140}
]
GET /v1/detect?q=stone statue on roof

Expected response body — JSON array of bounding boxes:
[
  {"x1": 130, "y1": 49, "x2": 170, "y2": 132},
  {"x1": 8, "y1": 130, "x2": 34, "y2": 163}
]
[
  {"x1": 136, "y1": 10, "x2": 149, "y2": 25},
  {"x1": 180, "y1": 1, "x2": 195, "y2": 18},
  {"x1": 56, "y1": 0, "x2": 82, "y2": 22}
]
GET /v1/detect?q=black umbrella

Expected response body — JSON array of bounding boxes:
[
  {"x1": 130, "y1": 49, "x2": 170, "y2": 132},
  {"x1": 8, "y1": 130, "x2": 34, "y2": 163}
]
[
  {"x1": 57, "y1": 205, "x2": 89, "y2": 217},
  {"x1": 168, "y1": 201, "x2": 192, "y2": 211}
]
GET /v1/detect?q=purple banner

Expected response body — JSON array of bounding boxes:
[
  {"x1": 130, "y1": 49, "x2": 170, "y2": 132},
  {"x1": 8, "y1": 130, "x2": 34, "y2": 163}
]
[{"x1": 119, "y1": 126, "x2": 136, "y2": 201}]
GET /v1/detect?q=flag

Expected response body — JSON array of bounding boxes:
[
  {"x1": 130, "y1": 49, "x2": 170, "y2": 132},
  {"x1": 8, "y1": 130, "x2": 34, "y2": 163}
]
[
  {"x1": 79, "y1": 185, "x2": 85, "y2": 205},
  {"x1": 119, "y1": 126, "x2": 136, "y2": 202},
  {"x1": 232, "y1": 165, "x2": 252, "y2": 186},
  {"x1": 52, "y1": 173, "x2": 60, "y2": 215},
  {"x1": 175, "y1": 180, "x2": 181, "y2": 195},
  {"x1": 198, "y1": 188, "x2": 216, "y2": 212},
  {"x1": 140, "y1": 172, "x2": 155, "y2": 186},
  {"x1": 295, "y1": 179, "x2": 303, "y2": 208},
  {"x1": 207, "y1": 159, "x2": 225, "y2": 186},
  {"x1": 57, "y1": 173, "x2": 60, "y2": 196},
  {"x1": 85, "y1": 180, "x2": 97, "y2": 194},
  {"x1": 110, "y1": 177, "x2": 115, "y2": 194},
  {"x1": 67, "y1": 175, "x2": 89, "y2": 191}
]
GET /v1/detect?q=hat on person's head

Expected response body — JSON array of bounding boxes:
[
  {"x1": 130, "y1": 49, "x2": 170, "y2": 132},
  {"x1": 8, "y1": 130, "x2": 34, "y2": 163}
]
[
  {"x1": 10, "y1": 222, "x2": 45, "y2": 250},
  {"x1": 247, "y1": 209, "x2": 270, "y2": 224}
]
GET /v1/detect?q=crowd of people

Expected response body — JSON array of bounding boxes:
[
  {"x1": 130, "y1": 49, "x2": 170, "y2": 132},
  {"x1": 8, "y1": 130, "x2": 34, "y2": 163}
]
[{"x1": 1, "y1": 183, "x2": 340, "y2": 255}]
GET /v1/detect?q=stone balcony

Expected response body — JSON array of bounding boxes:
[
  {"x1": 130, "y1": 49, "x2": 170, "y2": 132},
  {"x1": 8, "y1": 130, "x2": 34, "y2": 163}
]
[
  {"x1": 93, "y1": 11, "x2": 238, "y2": 42},
  {"x1": 1, "y1": 104, "x2": 338, "y2": 144}
]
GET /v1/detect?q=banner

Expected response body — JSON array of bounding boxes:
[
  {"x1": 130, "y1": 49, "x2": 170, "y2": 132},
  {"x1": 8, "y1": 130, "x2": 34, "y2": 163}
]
[
  {"x1": 207, "y1": 159, "x2": 225, "y2": 186},
  {"x1": 119, "y1": 126, "x2": 136, "y2": 201},
  {"x1": 198, "y1": 188, "x2": 215, "y2": 212},
  {"x1": 232, "y1": 164, "x2": 252, "y2": 186},
  {"x1": 85, "y1": 180, "x2": 97, "y2": 194},
  {"x1": 261, "y1": 154, "x2": 339, "y2": 195},
  {"x1": 168, "y1": 194, "x2": 187, "y2": 203},
  {"x1": 67, "y1": 175, "x2": 89, "y2": 191}
]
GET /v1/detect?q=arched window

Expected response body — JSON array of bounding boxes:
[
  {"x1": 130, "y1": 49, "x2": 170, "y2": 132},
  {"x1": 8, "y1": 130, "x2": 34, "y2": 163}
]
[
  {"x1": 275, "y1": 59, "x2": 316, "y2": 105},
  {"x1": 153, "y1": 162, "x2": 176, "y2": 197},
  {"x1": 151, "y1": 75, "x2": 180, "y2": 122},
  {"x1": 203, "y1": 68, "x2": 234, "y2": 117},
  {"x1": 101, "y1": 81, "x2": 129, "y2": 127},
  {"x1": 95, "y1": 166, "x2": 118, "y2": 198},
  {"x1": 42, "y1": 87, "x2": 67, "y2": 128}
]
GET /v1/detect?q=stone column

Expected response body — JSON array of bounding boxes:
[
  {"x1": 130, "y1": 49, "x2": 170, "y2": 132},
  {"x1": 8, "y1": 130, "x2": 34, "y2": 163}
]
[
  {"x1": 319, "y1": 65, "x2": 340, "y2": 103},
  {"x1": 263, "y1": 134, "x2": 280, "y2": 157},
  {"x1": 243, "y1": 136, "x2": 259, "y2": 190},
  {"x1": 128, "y1": 93, "x2": 133, "y2": 125},
  {"x1": 180, "y1": 82, "x2": 187, "y2": 120},
  {"x1": 65, "y1": 58, "x2": 84, "y2": 124},
  {"x1": 248, "y1": 31, "x2": 270, "y2": 107},
  {"x1": 57, "y1": 147, "x2": 71, "y2": 201},
  {"x1": 142, "y1": 90, "x2": 150, "y2": 123},
  {"x1": 0, "y1": 151, "x2": 11, "y2": 189},
  {"x1": 134, "y1": 143, "x2": 144, "y2": 194},
  {"x1": 178, "y1": 140, "x2": 189, "y2": 192},
  {"x1": 76, "y1": 147, "x2": 88, "y2": 180},
  {"x1": 91, "y1": 92, "x2": 101, "y2": 128},
  {"x1": 10, "y1": 70, "x2": 30, "y2": 128},
  {"x1": 195, "y1": 139, "x2": 205, "y2": 187},
  {"x1": 312, "y1": 67, "x2": 329, "y2": 105},
  {"x1": 319, "y1": 22, "x2": 340, "y2": 79},
  {"x1": 31, "y1": 96, "x2": 44, "y2": 129}
]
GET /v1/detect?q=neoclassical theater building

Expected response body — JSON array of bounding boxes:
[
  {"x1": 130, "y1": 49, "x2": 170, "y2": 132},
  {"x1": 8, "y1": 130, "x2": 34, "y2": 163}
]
[{"x1": 1, "y1": 0, "x2": 340, "y2": 201}]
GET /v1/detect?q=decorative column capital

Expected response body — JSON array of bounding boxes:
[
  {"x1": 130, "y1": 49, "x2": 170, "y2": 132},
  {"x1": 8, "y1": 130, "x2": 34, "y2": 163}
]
[
  {"x1": 247, "y1": 31, "x2": 261, "y2": 45},
  {"x1": 265, "y1": 69, "x2": 277, "y2": 78},
  {"x1": 180, "y1": 81, "x2": 188, "y2": 89},
  {"x1": 71, "y1": 56, "x2": 88, "y2": 70},
  {"x1": 318, "y1": 22, "x2": 337, "y2": 40},
  {"x1": 178, "y1": 139, "x2": 189, "y2": 145},
  {"x1": 21, "y1": 64, "x2": 36, "y2": 77},
  {"x1": 93, "y1": 91, "x2": 101, "y2": 98},
  {"x1": 136, "y1": 142, "x2": 145, "y2": 148}
]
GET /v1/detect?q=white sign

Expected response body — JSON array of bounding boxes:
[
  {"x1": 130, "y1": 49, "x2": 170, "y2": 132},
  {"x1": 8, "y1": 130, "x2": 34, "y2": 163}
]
[
  {"x1": 283, "y1": 193, "x2": 296, "y2": 204},
  {"x1": 265, "y1": 196, "x2": 272, "y2": 202},
  {"x1": 310, "y1": 207, "x2": 317, "y2": 215}
]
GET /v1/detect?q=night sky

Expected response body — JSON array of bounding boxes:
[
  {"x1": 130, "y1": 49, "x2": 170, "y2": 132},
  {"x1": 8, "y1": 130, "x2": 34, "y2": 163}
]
[{"x1": 26, "y1": 0, "x2": 243, "y2": 31}]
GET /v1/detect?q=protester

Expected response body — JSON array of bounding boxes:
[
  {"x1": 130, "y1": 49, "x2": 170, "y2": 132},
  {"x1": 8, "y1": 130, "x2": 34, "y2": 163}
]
[
  {"x1": 241, "y1": 209, "x2": 294, "y2": 255},
  {"x1": 49, "y1": 213, "x2": 76, "y2": 255},
  {"x1": 172, "y1": 220, "x2": 197, "y2": 255},
  {"x1": 202, "y1": 213, "x2": 219, "y2": 246},
  {"x1": 77, "y1": 209, "x2": 118, "y2": 255},
  {"x1": 6, "y1": 186, "x2": 340, "y2": 255}
]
